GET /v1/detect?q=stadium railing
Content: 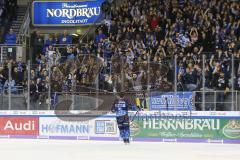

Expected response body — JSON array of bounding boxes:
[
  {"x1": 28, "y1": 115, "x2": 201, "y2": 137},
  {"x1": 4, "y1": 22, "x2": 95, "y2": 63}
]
[
  {"x1": 0, "y1": 44, "x2": 27, "y2": 63},
  {"x1": 17, "y1": 2, "x2": 31, "y2": 44}
]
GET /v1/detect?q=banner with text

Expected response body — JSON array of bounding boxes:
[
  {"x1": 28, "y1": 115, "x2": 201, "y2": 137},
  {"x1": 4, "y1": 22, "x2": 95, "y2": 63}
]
[
  {"x1": 39, "y1": 116, "x2": 118, "y2": 138},
  {"x1": 32, "y1": 0, "x2": 104, "y2": 26},
  {"x1": 39, "y1": 117, "x2": 90, "y2": 137},
  {"x1": 131, "y1": 118, "x2": 240, "y2": 139},
  {"x1": 149, "y1": 92, "x2": 194, "y2": 111},
  {"x1": 0, "y1": 117, "x2": 39, "y2": 135}
]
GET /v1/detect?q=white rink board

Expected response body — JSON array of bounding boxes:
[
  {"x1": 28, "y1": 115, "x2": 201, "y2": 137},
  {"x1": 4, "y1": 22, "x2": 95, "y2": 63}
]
[
  {"x1": 39, "y1": 117, "x2": 90, "y2": 137},
  {"x1": 0, "y1": 110, "x2": 240, "y2": 117},
  {"x1": 0, "y1": 110, "x2": 240, "y2": 143},
  {"x1": 39, "y1": 116, "x2": 119, "y2": 138}
]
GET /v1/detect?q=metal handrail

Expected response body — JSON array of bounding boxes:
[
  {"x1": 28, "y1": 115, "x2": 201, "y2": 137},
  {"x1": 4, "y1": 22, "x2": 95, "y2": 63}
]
[
  {"x1": 0, "y1": 44, "x2": 26, "y2": 46},
  {"x1": 1, "y1": 86, "x2": 25, "y2": 94},
  {"x1": 0, "y1": 45, "x2": 27, "y2": 63},
  {"x1": 26, "y1": 90, "x2": 240, "y2": 95},
  {"x1": 17, "y1": 2, "x2": 31, "y2": 44}
]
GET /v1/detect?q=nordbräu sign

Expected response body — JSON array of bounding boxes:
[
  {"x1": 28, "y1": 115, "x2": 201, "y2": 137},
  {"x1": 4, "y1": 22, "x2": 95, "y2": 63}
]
[{"x1": 32, "y1": 1, "x2": 104, "y2": 26}]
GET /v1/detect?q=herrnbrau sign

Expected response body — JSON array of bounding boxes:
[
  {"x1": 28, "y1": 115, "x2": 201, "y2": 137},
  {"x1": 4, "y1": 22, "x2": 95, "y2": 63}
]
[
  {"x1": 131, "y1": 118, "x2": 240, "y2": 139},
  {"x1": 32, "y1": 1, "x2": 104, "y2": 26}
]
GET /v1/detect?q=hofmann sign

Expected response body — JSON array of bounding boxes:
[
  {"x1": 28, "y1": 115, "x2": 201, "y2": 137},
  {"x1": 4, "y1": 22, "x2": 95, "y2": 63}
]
[{"x1": 32, "y1": 0, "x2": 104, "y2": 26}]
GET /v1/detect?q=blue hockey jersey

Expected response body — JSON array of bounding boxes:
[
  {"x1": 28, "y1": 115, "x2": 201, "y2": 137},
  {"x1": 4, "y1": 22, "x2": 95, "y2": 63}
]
[{"x1": 111, "y1": 98, "x2": 130, "y2": 117}]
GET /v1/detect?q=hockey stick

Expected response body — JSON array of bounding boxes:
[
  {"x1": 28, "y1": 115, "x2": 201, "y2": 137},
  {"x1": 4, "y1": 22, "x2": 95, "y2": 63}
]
[
  {"x1": 165, "y1": 97, "x2": 168, "y2": 111},
  {"x1": 130, "y1": 106, "x2": 141, "y2": 122}
]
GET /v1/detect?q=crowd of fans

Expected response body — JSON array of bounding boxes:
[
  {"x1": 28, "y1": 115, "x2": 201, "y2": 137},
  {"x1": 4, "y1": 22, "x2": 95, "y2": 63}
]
[
  {"x1": 0, "y1": 0, "x2": 240, "y2": 110},
  {"x1": 0, "y1": 0, "x2": 17, "y2": 43}
]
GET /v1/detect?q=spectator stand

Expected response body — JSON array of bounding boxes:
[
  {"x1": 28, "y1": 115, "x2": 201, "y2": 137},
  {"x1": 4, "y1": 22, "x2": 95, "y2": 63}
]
[
  {"x1": 0, "y1": 62, "x2": 27, "y2": 110},
  {"x1": 2, "y1": 0, "x2": 240, "y2": 111}
]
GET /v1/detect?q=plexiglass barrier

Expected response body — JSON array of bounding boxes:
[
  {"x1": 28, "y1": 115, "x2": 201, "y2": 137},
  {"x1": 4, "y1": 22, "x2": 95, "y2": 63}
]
[{"x1": 0, "y1": 53, "x2": 239, "y2": 111}]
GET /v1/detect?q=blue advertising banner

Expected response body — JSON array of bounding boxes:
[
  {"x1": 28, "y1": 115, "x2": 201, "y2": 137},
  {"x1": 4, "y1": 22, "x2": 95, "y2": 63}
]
[
  {"x1": 149, "y1": 92, "x2": 195, "y2": 111},
  {"x1": 32, "y1": 0, "x2": 105, "y2": 26}
]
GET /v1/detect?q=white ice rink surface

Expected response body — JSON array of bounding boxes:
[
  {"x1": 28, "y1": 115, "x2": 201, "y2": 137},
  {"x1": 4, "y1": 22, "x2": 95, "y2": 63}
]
[{"x1": 0, "y1": 139, "x2": 240, "y2": 160}]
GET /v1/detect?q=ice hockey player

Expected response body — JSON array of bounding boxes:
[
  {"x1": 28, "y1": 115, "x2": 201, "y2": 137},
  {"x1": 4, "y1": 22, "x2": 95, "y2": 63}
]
[{"x1": 111, "y1": 92, "x2": 132, "y2": 144}]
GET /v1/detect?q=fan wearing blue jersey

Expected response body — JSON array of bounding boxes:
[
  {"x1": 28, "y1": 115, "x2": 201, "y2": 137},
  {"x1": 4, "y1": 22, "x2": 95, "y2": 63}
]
[{"x1": 111, "y1": 92, "x2": 131, "y2": 144}]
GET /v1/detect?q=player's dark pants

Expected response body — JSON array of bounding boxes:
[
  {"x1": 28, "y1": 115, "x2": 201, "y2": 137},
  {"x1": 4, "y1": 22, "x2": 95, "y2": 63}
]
[{"x1": 116, "y1": 115, "x2": 130, "y2": 140}]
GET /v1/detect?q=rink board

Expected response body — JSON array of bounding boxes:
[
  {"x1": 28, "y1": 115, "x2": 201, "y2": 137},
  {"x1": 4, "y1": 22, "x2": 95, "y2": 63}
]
[{"x1": 0, "y1": 111, "x2": 239, "y2": 144}]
